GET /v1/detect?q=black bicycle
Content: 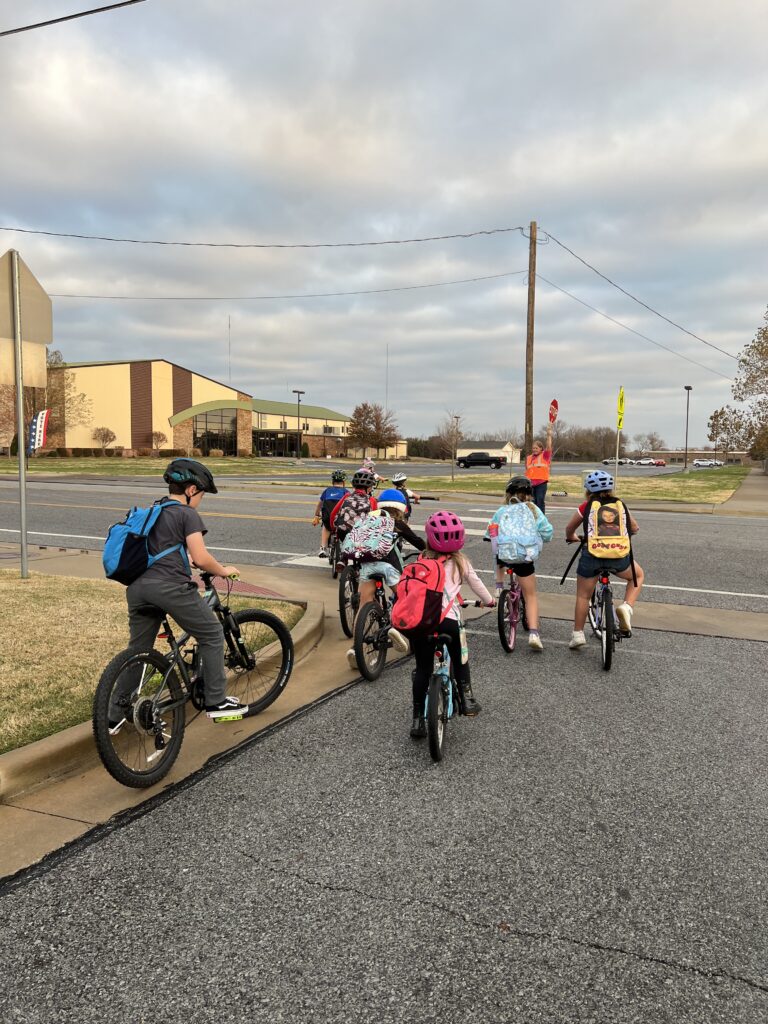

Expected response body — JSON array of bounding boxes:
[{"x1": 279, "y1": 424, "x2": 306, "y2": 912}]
[
  {"x1": 338, "y1": 541, "x2": 418, "y2": 638},
  {"x1": 328, "y1": 530, "x2": 342, "y2": 580},
  {"x1": 353, "y1": 572, "x2": 394, "y2": 680},
  {"x1": 587, "y1": 567, "x2": 626, "y2": 671},
  {"x1": 92, "y1": 572, "x2": 294, "y2": 788}
]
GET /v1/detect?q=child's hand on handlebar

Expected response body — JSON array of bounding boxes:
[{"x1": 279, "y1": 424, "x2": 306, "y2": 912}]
[
  {"x1": 312, "y1": 516, "x2": 320, "y2": 526},
  {"x1": 220, "y1": 565, "x2": 239, "y2": 579}
]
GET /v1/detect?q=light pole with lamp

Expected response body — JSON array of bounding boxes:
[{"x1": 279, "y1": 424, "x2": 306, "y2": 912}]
[
  {"x1": 292, "y1": 389, "x2": 305, "y2": 459},
  {"x1": 451, "y1": 415, "x2": 460, "y2": 483},
  {"x1": 683, "y1": 385, "x2": 692, "y2": 471}
]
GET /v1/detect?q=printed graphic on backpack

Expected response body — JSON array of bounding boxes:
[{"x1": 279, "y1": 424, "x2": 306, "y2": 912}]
[
  {"x1": 340, "y1": 512, "x2": 396, "y2": 562},
  {"x1": 585, "y1": 498, "x2": 631, "y2": 559},
  {"x1": 496, "y1": 504, "x2": 542, "y2": 563}
]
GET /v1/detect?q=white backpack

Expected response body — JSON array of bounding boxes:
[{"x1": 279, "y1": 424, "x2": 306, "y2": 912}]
[{"x1": 496, "y1": 503, "x2": 542, "y2": 563}]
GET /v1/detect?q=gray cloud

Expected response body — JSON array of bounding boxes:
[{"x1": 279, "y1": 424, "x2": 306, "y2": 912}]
[{"x1": 1, "y1": 0, "x2": 766, "y2": 446}]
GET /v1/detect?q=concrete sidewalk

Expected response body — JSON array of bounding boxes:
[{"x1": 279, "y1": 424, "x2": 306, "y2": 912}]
[{"x1": 713, "y1": 466, "x2": 768, "y2": 515}]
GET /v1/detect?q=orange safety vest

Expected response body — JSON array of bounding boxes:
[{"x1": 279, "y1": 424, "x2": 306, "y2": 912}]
[{"x1": 525, "y1": 451, "x2": 550, "y2": 483}]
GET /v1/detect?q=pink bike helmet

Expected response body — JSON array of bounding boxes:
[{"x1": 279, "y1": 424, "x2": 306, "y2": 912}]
[{"x1": 425, "y1": 510, "x2": 465, "y2": 553}]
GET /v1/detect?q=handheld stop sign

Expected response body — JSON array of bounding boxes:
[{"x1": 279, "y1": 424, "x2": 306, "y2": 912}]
[{"x1": 549, "y1": 399, "x2": 559, "y2": 424}]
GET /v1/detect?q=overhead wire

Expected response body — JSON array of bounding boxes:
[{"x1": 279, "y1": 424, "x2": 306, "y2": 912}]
[
  {"x1": 0, "y1": 1, "x2": 146, "y2": 38},
  {"x1": 0, "y1": 224, "x2": 526, "y2": 249},
  {"x1": 536, "y1": 273, "x2": 733, "y2": 381},
  {"x1": 49, "y1": 269, "x2": 527, "y2": 301},
  {"x1": 541, "y1": 229, "x2": 739, "y2": 361}
]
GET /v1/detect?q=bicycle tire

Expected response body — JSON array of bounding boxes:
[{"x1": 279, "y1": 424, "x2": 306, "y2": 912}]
[
  {"x1": 92, "y1": 649, "x2": 186, "y2": 789},
  {"x1": 520, "y1": 592, "x2": 529, "y2": 632},
  {"x1": 427, "y1": 674, "x2": 446, "y2": 762},
  {"x1": 329, "y1": 536, "x2": 340, "y2": 579},
  {"x1": 353, "y1": 601, "x2": 388, "y2": 681},
  {"x1": 338, "y1": 565, "x2": 358, "y2": 638},
  {"x1": 587, "y1": 590, "x2": 600, "y2": 636},
  {"x1": 600, "y1": 588, "x2": 614, "y2": 671},
  {"x1": 229, "y1": 609, "x2": 294, "y2": 715},
  {"x1": 497, "y1": 589, "x2": 518, "y2": 653}
]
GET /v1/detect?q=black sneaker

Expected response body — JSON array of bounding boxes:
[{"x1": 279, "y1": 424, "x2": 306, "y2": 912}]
[
  {"x1": 461, "y1": 686, "x2": 482, "y2": 717},
  {"x1": 205, "y1": 696, "x2": 249, "y2": 720},
  {"x1": 410, "y1": 714, "x2": 427, "y2": 739}
]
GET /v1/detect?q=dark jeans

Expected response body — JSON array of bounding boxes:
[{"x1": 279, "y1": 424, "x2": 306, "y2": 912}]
[
  {"x1": 126, "y1": 577, "x2": 227, "y2": 706},
  {"x1": 408, "y1": 618, "x2": 471, "y2": 712},
  {"x1": 531, "y1": 481, "x2": 548, "y2": 513}
]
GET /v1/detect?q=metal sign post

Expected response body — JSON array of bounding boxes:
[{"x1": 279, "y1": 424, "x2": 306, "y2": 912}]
[{"x1": 11, "y1": 250, "x2": 29, "y2": 577}]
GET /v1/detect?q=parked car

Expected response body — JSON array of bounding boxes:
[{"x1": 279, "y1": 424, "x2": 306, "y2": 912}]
[
  {"x1": 692, "y1": 458, "x2": 715, "y2": 467},
  {"x1": 635, "y1": 458, "x2": 656, "y2": 466},
  {"x1": 455, "y1": 451, "x2": 508, "y2": 469},
  {"x1": 653, "y1": 459, "x2": 666, "y2": 466},
  {"x1": 601, "y1": 457, "x2": 635, "y2": 466}
]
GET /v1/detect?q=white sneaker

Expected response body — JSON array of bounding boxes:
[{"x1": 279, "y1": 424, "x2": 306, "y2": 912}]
[
  {"x1": 388, "y1": 627, "x2": 410, "y2": 654},
  {"x1": 569, "y1": 630, "x2": 587, "y2": 649},
  {"x1": 528, "y1": 630, "x2": 543, "y2": 651},
  {"x1": 616, "y1": 603, "x2": 633, "y2": 634},
  {"x1": 346, "y1": 648, "x2": 358, "y2": 670},
  {"x1": 318, "y1": 547, "x2": 328, "y2": 558}
]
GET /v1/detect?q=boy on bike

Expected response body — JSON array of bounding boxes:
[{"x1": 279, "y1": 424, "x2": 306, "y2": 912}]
[
  {"x1": 564, "y1": 469, "x2": 645, "y2": 649},
  {"x1": 390, "y1": 472, "x2": 420, "y2": 520},
  {"x1": 124, "y1": 458, "x2": 246, "y2": 720},
  {"x1": 312, "y1": 470, "x2": 348, "y2": 558},
  {"x1": 329, "y1": 468, "x2": 378, "y2": 545}
]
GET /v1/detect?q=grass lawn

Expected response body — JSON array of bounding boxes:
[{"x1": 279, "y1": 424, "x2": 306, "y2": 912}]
[
  {"x1": 0, "y1": 570, "x2": 303, "y2": 755},
  {"x1": 408, "y1": 465, "x2": 751, "y2": 504},
  {"x1": 1, "y1": 456, "x2": 751, "y2": 504}
]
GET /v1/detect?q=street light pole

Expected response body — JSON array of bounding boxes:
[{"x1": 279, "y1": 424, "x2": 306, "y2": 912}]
[
  {"x1": 451, "y1": 415, "x2": 460, "y2": 484},
  {"x1": 292, "y1": 389, "x2": 305, "y2": 459},
  {"x1": 683, "y1": 386, "x2": 692, "y2": 471}
]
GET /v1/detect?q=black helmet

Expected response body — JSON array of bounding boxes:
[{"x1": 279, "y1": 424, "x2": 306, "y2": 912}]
[
  {"x1": 352, "y1": 469, "x2": 376, "y2": 490},
  {"x1": 163, "y1": 458, "x2": 218, "y2": 494},
  {"x1": 505, "y1": 475, "x2": 532, "y2": 495},
  {"x1": 332, "y1": 470, "x2": 346, "y2": 484}
]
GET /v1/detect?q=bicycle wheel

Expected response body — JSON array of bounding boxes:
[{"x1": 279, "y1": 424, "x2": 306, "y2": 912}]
[
  {"x1": 329, "y1": 536, "x2": 340, "y2": 579},
  {"x1": 228, "y1": 609, "x2": 294, "y2": 714},
  {"x1": 427, "y1": 674, "x2": 446, "y2": 762},
  {"x1": 497, "y1": 589, "x2": 519, "y2": 653},
  {"x1": 92, "y1": 649, "x2": 186, "y2": 789},
  {"x1": 338, "y1": 566, "x2": 358, "y2": 638},
  {"x1": 520, "y1": 592, "x2": 529, "y2": 632},
  {"x1": 587, "y1": 590, "x2": 600, "y2": 637},
  {"x1": 353, "y1": 601, "x2": 388, "y2": 680},
  {"x1": 600, "y1": 588, "x2": 614, "y2": 671}
]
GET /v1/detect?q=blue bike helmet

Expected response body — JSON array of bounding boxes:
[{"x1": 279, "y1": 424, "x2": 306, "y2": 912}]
[
  {"x1": 378, "y1": 488, "x2": 408, "y2": 510},
  {"x1": 585, "y1": 470, "x2": 614, "y2": 493}
]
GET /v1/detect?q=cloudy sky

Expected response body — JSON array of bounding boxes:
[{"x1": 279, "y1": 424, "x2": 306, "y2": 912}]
[{"x1": 1, "y1": 0, "x2": 766, "y2": 446}]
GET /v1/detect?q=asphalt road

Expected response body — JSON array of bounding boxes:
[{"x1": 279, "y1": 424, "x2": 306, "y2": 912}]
[
  {"x1": 1, "y1": 479, "x2": 765, "y2": 614},
  {"x1": 2, "y1": 625, "x2": 766, "y2": 1022}
]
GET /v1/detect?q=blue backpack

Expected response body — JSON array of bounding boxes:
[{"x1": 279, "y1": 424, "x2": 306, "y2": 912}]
[{"x1": 103, "y1": 500, "x2": 190, "y2": 585}]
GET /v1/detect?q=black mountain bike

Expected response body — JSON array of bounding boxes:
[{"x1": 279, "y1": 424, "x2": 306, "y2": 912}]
[
  {"x1": 92, "y1": 572, "x2": 294, "y2": 788},
  {"x1": 587, "y1": 567, "x2": 626, "y2": 671}
]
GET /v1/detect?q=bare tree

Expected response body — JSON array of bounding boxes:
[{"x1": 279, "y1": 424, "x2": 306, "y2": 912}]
[
  {"x1": 151, "y1": 430, "x2": 168, "y2": 452},
  {"x1": 46, "y1": 351, "x2": 93, "y2": 444},
  {"x1": 434, "y1": 412, "x2": 463, "y2": 482},
  {"x1": 92, "y1": 426, "x2": 117, "y2": 454},
  {"x1": 370, "y1": 405, "x2": 399, "y2": 454}
]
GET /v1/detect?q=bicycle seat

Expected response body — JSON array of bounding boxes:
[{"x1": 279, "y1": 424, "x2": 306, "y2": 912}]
[{"x1": 368, "y1": 573, "x2": 387, "y2": 583}]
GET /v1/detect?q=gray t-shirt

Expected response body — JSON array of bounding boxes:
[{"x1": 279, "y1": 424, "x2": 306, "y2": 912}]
[{"x1": 142, "y1": 499, "x2": 207, "y2": 584}]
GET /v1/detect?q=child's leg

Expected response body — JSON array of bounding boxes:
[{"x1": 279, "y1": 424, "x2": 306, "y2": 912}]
[
  {"x1": 574, "y1": 575, "x2": 598, "y2": 631},
  {"x1": 616, "y1": 560, "x2": 644, "y2": 607},
  {"x1": 320, "y1": 525, "x2": 330, "y2": 547},
  {"x1": 517, "y1": 573, "x2": 539, "y2": 630}
]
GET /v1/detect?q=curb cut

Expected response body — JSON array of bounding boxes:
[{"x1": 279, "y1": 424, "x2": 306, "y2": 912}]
[{"x1": 0, "y1": 599, "x2": 324, "y2": 802}]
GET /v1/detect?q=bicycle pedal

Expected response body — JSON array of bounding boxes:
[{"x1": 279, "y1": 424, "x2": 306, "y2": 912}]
[{"x1": 207, "y1": 711, "x2": 247, "y2": 722}]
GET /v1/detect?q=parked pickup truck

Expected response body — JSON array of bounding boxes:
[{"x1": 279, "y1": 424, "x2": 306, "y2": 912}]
[{"x1": 456, "y1": 451, "x2": 508, "y2": 469}]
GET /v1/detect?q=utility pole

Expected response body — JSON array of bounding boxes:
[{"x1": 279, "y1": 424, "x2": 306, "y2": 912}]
[
  {"x1": 524, "y1": 221, "x2": 537, "y2": 454},
  {"x1": 683, "y1": 385, "x2": 692, "y2": 470},
  {"x1": 292, "y1": 389, "x2": 305, "y2": 459}
]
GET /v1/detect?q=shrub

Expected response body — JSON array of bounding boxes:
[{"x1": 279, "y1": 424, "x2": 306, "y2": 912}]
[
  {"x1": 104, "y1": 449, "x2": 116, "y2": 458},
  {"x1": 121, "y1": 449, "x2": 135, "y2": 458},
  {"x1": 237, "y1": 448, "x2": 252, "y2": 458},
  {"x1": 191, "y1": 448, "x2": 203, "y2": 457},
  {"x1": 301, "y1": 442, "x2": 310, "y2": 458},
  {"x1": 136, "y1": 448, "x2": 153, "y2": 457},
  {"x1": 57, "y1": 447, "x2": 73, "y2": 457},
  {"x1": 159, "y1": 448, "x2": 185, "y2": 458},
  {"x1": 45, "y1": 449, "x2": 59, "y2": 458},
  {"x1": 208, "y1": 449, "x2": 224, "y2": 457}
]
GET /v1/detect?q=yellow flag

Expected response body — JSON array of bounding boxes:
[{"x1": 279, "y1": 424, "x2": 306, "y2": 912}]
[
  {"x1": 617, "y1": 386, "x2": 625, "y2": 418},
  {"x1": 617, "y1": 413, "x2": 624, "y2": 430}
]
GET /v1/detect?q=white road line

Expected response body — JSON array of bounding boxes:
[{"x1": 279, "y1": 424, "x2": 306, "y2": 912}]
[{"x1": 3, "y1": 527, "x2": 766, "y2": 600}]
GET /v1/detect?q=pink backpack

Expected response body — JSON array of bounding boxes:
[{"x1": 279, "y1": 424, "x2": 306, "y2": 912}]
[{"x1": 391, "y1": 555, "x2": 452, "y2": 633}]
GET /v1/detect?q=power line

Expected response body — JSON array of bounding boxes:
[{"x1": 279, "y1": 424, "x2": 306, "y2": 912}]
[
  {"x1": 0, "y1": 224, "x2": 525, "y2": 249},
  {"x1": 0, "y1": 1, "x2": 146, "y2": 37},
  {"x1": 541, "y1": 229, "x2": 739, "y2": 361},
  {"x1": 49, "y1": 269, "x2": 528, "y2": 301},
  {"x1": 536, "y1": 273, "x2": 733, "y2": 381}
]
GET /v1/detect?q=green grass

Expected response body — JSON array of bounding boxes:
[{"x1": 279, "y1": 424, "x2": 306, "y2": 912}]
[
  {"x1": 7, "y1": 455, "x2": 327, "y2": 478},
  {"x1": 0, "y1": 570, "x2": 303, "y2": 755},
  {"x1": 408, "y1": 465, "x2": 751, "y2": 504}
]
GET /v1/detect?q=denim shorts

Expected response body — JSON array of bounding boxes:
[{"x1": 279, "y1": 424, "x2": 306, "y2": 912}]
[
  {"x1": 359, "y1": 561, "x2": 402, "y2": 587},
  {"x1": 577, "y1": 551, "x2": 632, "y2": 578}
]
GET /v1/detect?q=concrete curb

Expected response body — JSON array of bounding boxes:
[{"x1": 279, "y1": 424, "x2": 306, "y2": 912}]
[{"x1": 0, "y1": 599, "x2": 324, "y2": 802}]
